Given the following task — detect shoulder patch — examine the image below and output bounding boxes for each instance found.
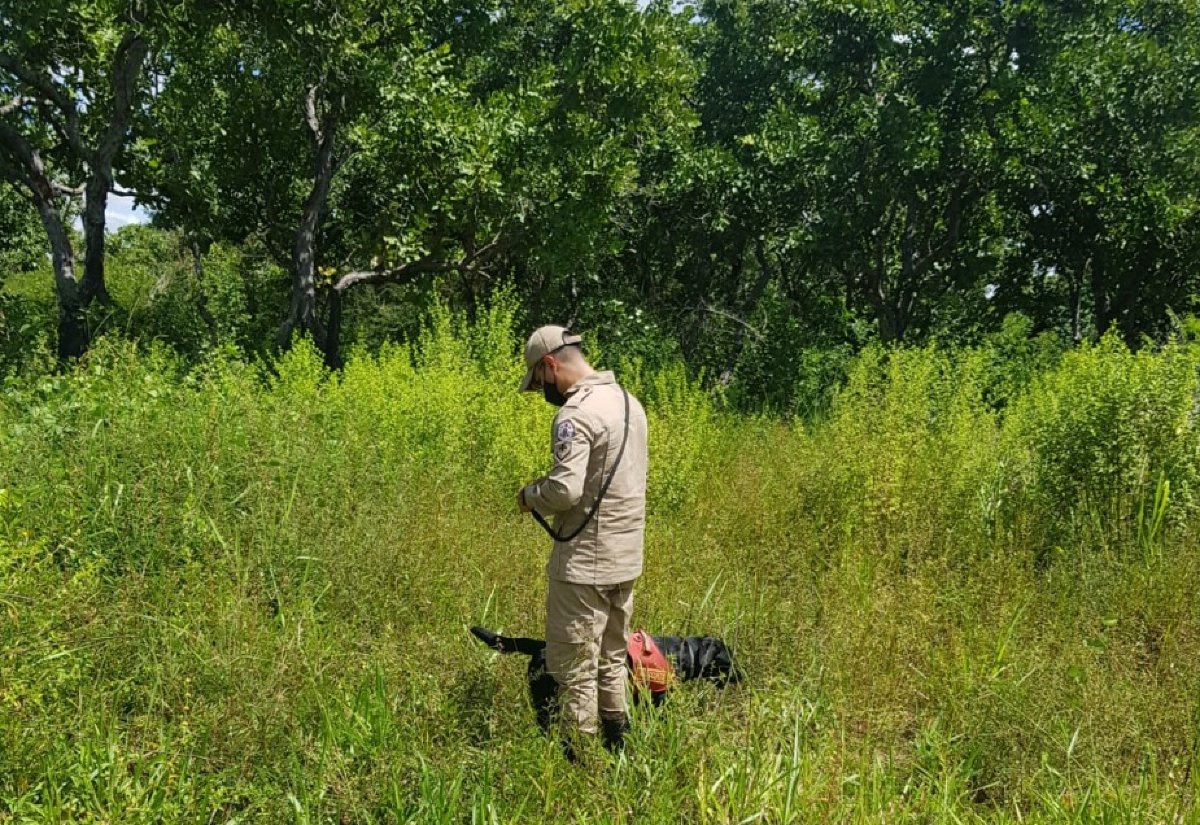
[555,419,576,442]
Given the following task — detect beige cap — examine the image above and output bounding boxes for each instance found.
[519,325,582,392]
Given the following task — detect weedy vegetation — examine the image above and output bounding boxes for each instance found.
[2,304,1199,823]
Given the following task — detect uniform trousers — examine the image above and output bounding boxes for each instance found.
[544,577,635,735]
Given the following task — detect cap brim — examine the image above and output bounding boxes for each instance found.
[518,365,538,393]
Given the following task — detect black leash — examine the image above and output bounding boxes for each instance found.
[531,388,631,543]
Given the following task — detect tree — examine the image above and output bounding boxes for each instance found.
[992,0,1200,344]
[0,0,151,358]
[330,0,699,329]
[133,0,488,364]
[766,0,1026,343]
[624,0,845,377]
[135,0,697,365]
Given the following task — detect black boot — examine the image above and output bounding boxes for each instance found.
[601,715,629,752]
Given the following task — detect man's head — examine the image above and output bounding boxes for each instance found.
[519,325,592,404]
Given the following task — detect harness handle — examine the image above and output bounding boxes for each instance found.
[531,388,631,543]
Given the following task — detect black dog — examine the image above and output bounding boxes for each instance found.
[470,625,740,733]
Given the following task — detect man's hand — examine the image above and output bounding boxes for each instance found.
[517,487,532,514]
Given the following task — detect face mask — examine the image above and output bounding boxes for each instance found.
[543,380,567,407]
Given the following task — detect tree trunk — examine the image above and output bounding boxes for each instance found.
[281,196,327,347]
[863,261,904,344]
[719,240,774,384]
[565,274,581,329]
[0,125,88,359]
[1090,248,1109,342]
[323,287,344,370]
[81,174,113,306]
[32,193,87,360]
[877,303,902,344]
[82,32,147,307]
[1068,272,1083,346]
[1,30,146,358]
[278,88,337,350]
[190,238,218,344]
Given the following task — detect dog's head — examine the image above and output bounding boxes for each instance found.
[470,626,556,732]
[470,626,505,652]
[470,626,545,657]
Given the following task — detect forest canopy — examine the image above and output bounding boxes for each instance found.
[2,0,1199,407]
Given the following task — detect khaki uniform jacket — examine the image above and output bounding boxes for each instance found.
[522,371,648,585]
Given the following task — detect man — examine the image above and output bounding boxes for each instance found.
[516,325,649,755]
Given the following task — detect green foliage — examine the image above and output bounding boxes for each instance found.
[199,242,285,355]
[0,182,42,278]
[0,185,52,371]
[7,0,1200,371]
[818,343,1005,563]
[3,309,1200,820]
[3,1,1200,819]
[0,288,54,378]
[992,0,1200,345]
[1006,333,1200,550]
[726,281,858,417]
[97,226,203,350]
[977,312,1066,411]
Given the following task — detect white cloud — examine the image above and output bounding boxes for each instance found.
[71,193,151,231]
[105,193,150,228]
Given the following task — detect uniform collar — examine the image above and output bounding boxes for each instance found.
[565,370,616,398]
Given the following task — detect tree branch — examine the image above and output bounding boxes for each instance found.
[0,56,74,114]
[334,231,507,292]
[699,301,765,342]
[900,193,917,280]
[0,120,51,200]
[334,254,450,292]
[110,184,163,209]
[34,98,75,155]
[93,32,149,172]
[303,84,323,146]
[909,177,971,283]
[53,181,85,196]
[0,55,85,159]
[0,150,34,196]
[0,95,32,116]
[870,199,898,298]
[466,232,504,268]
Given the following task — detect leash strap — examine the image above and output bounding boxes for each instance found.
[531,388,631,543]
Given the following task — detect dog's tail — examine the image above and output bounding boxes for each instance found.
[470,626,545,657]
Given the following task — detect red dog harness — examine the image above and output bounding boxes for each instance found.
[627,629,674,695]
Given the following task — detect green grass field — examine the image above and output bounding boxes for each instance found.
[2,305,1199,823]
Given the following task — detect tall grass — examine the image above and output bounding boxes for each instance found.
[1,304,1199,822]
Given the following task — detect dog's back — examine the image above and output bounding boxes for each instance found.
[652,634,742,686]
